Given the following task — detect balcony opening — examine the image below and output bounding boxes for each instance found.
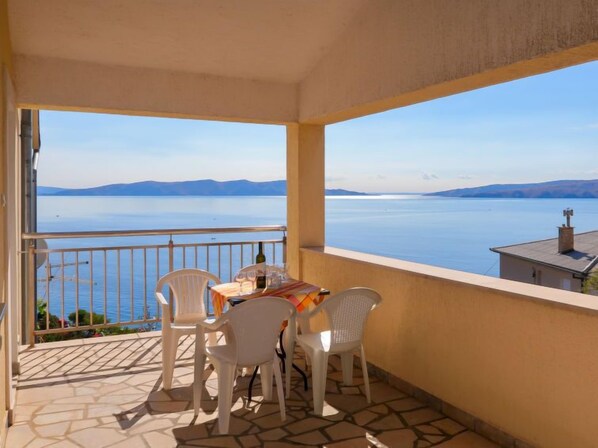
[30,112,286,342]
[325,61,598,289]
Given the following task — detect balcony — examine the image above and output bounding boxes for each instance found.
[8,231,503,447]
[8,230,598,446]
[3,2,598,447]
[8,332,496,447]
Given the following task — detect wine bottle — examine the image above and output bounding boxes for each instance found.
[255,242,266,289]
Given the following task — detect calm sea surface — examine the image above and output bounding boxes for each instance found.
[38,195,598,276]
[37,195,598,322]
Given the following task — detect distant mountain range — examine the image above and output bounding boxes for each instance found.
[38,179,367,196]
[428,179,598,198]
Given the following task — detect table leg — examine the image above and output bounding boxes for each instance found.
[247,366,259,404]
[278,329,308,391]
[247,332,309,404]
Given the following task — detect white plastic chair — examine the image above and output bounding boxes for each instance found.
[193,297,296,434]
[296,287,382,415]
[155,268,221,390]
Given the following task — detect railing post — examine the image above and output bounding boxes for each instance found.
[168,235,174,321]
[168,235,174,273]
[282,233,287,264]
[28,243,36,347]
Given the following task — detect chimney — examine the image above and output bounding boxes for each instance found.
[558,208,574,254]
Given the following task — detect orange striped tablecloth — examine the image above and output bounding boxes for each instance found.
[210,280,325,317]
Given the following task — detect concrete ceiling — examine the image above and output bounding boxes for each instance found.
[9,1,597,124]
[8,0,368,84]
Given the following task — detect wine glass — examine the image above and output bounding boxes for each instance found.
[281,263,290,282]
[246,270,257,290]
[234,271,246,294]
[268,269,280,288]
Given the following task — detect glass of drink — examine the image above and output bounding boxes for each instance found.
[246,270,257,290]
[235,272,247,294]
[268,271,281,288]
[282,263,290,282]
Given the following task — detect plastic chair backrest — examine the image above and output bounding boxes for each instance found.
[226,297,295,366]
[155,268,221,321]
[320,287,381,350]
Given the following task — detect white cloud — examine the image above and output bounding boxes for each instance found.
[457,174,473,180]
[421,172,439,181]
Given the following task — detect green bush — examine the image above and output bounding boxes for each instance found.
[36,300,136,342]
[582,273,598,295]
[68,309,106,326]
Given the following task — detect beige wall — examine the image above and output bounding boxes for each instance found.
[301,246,598,448]
[299,0,598,124]
[0,57,7,448]
[286,124,325,279]
[4,68,17,392]
[0,0,13,442]
[15,55,298,124]
[0,0,11,79]
[500,255,583,292]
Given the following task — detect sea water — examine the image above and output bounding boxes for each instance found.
[36,195,598,323]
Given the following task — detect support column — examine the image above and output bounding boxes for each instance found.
[286,124,325,280]
[0,0,15,429]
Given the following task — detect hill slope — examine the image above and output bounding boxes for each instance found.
[38,186,67,195]
[428,179,598,198]
[38,179,367,196]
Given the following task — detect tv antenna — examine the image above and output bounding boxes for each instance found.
[36,239,93,286]
[563,208,574,227]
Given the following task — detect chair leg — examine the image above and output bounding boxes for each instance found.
[272,357,286,421]
[283,332,295,398]
[311,350,329,416]
[360,345,371,403]
[216,361,237,435]
[193,352,206,415]
[340,352,354,386]
[260,363,273,401]
[297,316,311,370]
[162,332,179,390]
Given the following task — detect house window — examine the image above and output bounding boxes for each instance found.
[562,278,571,291]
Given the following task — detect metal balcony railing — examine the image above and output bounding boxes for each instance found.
[22,226,286,345]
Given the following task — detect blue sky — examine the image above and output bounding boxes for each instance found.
[39,61,597,193]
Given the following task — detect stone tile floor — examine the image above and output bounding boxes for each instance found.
[7,332,498,447]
